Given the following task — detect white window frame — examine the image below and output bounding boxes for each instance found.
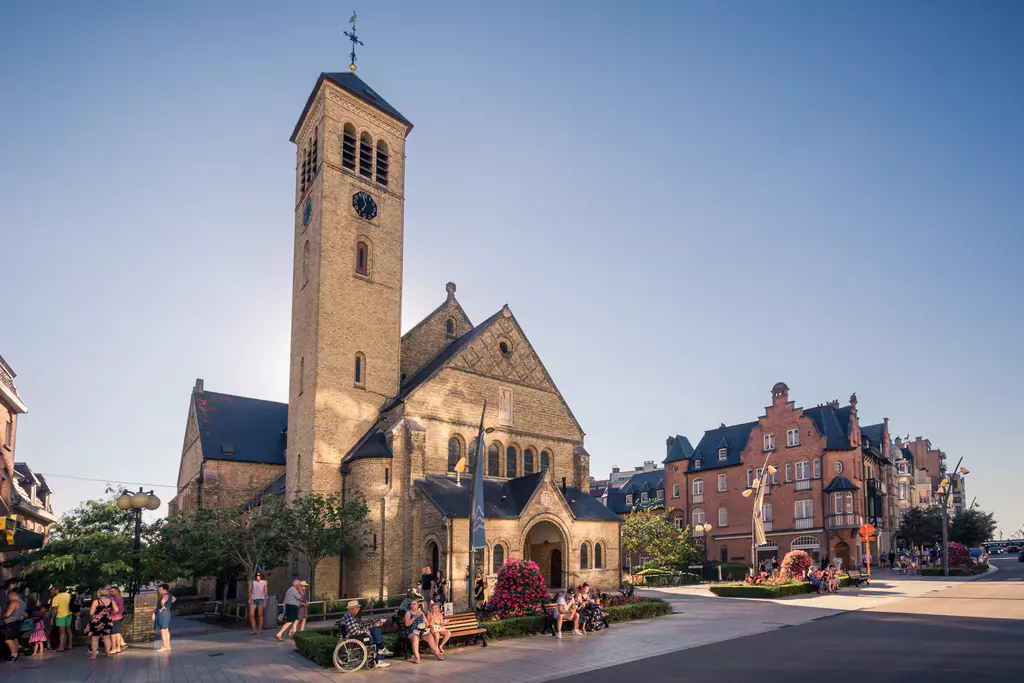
[812,458,821,479]
[672,483,679,498]
[718,507,729,527]
[795,499,813,519]
[693,478,704,495]
[674,517,684,529]
[762,503,773,522]
[656,489,664,500]
[717,473,728,492]
[640,491,648,503]
[764,433,776,451]
[785,463,793,482]
[787,428,800,447]
[833,493,844,514]
[693,508,706,527]
[795,461,810,481]
[625,494,632,506]
[747,469,754,488]
[718,447,728,461]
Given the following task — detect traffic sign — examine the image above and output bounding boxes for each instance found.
[859,523,875,537]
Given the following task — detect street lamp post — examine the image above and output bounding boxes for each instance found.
[115,488,161,613]
[935,458,968,578]
[696,522,712,565]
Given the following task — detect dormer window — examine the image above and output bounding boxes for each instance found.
[640,492,648,503]
[694,459,702,469]
[445,318,456,337]
[625,494,633,506]
[656,489,664,500]
[718,448,727,461]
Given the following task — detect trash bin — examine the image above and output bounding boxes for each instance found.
[265,596,278,628]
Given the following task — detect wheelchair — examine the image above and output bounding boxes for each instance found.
[332,623,381,673]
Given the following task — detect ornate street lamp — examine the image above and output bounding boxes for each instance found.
[934,460,968,578]
[116,488,161,611]
[695,522,712,565]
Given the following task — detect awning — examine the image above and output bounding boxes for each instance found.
[0,527,46,551]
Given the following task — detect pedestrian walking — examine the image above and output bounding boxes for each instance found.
[152,584,174,652]
[275,579,302,641]
[3,588,26,662]
[49,585,73,652]
[289,580,309,637]
[108,586,126,654]
[84,587,114,660]
[29,607,48,655]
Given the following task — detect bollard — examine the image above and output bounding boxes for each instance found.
[265,596,279,627]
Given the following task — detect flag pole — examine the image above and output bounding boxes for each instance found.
[750,452,773,574]
[468,401,487,612]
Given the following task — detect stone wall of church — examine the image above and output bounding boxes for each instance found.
[199,460,284,510]
[400,293,472,380]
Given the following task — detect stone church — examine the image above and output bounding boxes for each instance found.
[171,68,621,605]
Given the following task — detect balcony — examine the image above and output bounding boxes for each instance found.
[762,520,773,532]
[692,493,704,504]
[826,514,863,529]
[795,479,812,491]
[795,517,815,530]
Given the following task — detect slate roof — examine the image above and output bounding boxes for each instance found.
[860,423,884,446]
[802,404,854,450]
[290,72,412,143]
[194,390,288,465]
[345,430,392,463]
[663,435,695,464]
[687,422,758,473]
[604,469,667,514]
[415,473,620,522]
[823,475,860,492]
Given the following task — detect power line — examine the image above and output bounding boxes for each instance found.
[35,473,178,489]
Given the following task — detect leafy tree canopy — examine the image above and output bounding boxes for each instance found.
[279,492,369,599]
[948,508,998,548]
[899,506,943,547]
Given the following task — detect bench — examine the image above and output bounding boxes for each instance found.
[400,612,488,659]
[543,601,607,634]
[846,567,869,587]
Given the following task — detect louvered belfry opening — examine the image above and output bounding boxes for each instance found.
[375,140,389,188]
[358,132,373,179]
[342,124,357,170]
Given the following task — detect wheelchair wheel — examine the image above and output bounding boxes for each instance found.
[333,638,368,673]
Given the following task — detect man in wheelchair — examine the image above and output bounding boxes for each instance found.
[338,600,392,668]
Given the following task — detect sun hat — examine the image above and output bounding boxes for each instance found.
[346,600,360,609]
[299,580,308,587]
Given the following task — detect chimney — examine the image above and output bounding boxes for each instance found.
[666,436,675,458]
[194,378,204,392]
[612,467,619,474]
[561,477,567,494]
[883,417,889,434]
[719,423,726,429]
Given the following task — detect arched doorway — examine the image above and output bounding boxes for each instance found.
[550,549,562,588]
[523,520,565,591]
[835,541,851,570]
[791,536,822,564]
[426,540,439,574]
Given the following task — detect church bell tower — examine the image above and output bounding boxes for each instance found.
[286,63,413,500]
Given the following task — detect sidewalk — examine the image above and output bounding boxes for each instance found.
[1,575,978,683]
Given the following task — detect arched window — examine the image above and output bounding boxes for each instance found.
[693,508,706,528]
[492,544,505,570]
[302,240,310,285]
[845,492,854,515]
[506,446,517,478]
[523,448,535,475]
[355,240,369,276]
[540,450,550,470]
[359,132,373,179]
[580,543,589,570]
[594,542,603,569]
[487,442,500,478]
[354,352,365,387]
[692,478,704,495]
[445,318,455,336]
[375,140,389,188]
[468,438,478,474]
[342,123,357,171]
[447,437,462,472]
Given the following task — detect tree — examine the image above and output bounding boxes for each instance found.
[279,492,370,599]
[216,495,289,584]
[948,508,998,547]
[2,493,166,593]
[156,508,246,613]
[899,507,943,548]
[621,507,699,569]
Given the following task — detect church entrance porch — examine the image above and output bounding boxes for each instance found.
[523,521,565,591]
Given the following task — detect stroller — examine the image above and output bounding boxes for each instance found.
[17,618,36,656]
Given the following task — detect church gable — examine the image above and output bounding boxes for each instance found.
[449,308,554,393]
[400,282,474,380]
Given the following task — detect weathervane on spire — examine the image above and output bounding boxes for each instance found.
[344,11,363,72]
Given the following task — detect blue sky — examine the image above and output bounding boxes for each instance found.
[2,1,1022,535]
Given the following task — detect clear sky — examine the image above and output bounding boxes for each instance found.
[2,1,1022,535]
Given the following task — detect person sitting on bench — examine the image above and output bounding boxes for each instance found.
[339,600,392,668]
[807,568,823,594]
[553,590,582,639]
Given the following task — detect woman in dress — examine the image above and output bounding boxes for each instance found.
[84,587,114,659]
[152,583,174,652]
[29,607,48,655]
[402,599,442,663]
[248,571,269,636]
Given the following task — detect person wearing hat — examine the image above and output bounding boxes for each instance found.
[275,580,302,641]
[339,600,391,667]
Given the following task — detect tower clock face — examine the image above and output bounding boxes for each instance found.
[303,197,312,226]
[352,191,377,220]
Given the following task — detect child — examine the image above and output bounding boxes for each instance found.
[29,608,48,655]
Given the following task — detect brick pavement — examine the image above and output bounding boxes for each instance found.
[0,575,980,683]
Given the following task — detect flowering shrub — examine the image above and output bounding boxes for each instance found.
[742,571,792,587]
[781,550,814,579]
[947,542,970,568]
[485,558,549,618]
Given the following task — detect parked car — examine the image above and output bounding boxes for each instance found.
[1018,547,1024,562]
[968,547,989,565]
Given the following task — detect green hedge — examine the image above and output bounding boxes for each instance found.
[709,576,851,599]
[294,599,672,668]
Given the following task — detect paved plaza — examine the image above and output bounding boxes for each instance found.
[2,566,1013,683]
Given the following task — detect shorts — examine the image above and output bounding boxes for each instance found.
[284,604,299,622]
[252,598,266,607]
[111,619,122,634]
[55,615,72,628]
[3,620,23,640]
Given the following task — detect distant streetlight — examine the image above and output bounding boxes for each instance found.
[695,522,712,564]
[934,458,968,578]
[116,488,161,611]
